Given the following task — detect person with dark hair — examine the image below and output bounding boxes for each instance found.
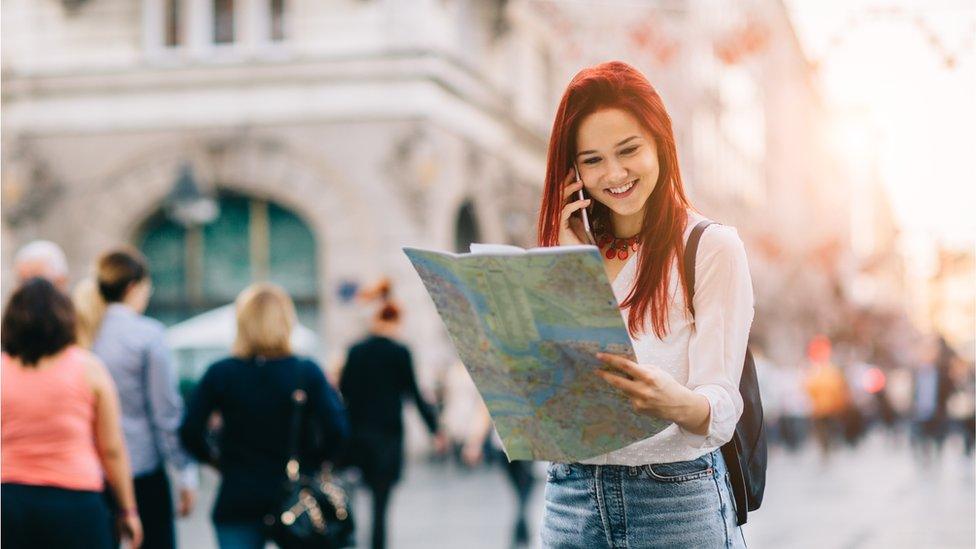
[82,247,197,549]
[339,280,446,549]
[179,283,350,549]
[535,61,753,547]
[911,334,957,464]
[2,278,142,548]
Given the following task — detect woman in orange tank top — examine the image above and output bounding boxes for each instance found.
[1,278,143,549]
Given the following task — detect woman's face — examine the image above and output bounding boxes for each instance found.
[575,108,659,229]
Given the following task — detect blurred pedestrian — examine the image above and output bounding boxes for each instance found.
[13,239,70,290]
[911,335,956,465]
[84,247,197,549]
[804,337,848,461]
[462,404,537,548]
[179,283,349,549]
[439,360,484,465]
[339,279,446,549]
[2,278,143,549]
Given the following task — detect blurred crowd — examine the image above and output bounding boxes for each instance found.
[1,240,534,549]
[755,333,976,465]
[2,239,974,549]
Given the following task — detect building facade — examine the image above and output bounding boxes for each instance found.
[3,0,895,379]
[2,0,557,385]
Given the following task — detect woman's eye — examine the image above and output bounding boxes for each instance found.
[620,146,639,155]
[582,157,600,165]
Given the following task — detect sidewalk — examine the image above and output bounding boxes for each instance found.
[178,432,975,548]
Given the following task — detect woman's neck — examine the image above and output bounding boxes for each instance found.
[610,208,645,237]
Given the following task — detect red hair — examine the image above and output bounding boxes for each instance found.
[537,61,692,338]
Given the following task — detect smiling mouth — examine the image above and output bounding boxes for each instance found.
[605,179,638,198]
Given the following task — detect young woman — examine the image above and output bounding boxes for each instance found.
[1,278,142,549]
[86,247,197,549]
[179,283,350,548]
[537,61,754,548]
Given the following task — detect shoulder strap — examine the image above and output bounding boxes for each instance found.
[284,360,307,481]
[684,219,716,318]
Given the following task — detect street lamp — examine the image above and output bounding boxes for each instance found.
[164,163,219,227]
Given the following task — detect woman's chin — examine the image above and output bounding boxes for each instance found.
[601,201,645,220]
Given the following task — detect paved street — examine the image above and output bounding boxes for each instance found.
[178,432,975,548]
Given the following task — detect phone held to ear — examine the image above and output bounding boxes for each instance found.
[574,166,597,246]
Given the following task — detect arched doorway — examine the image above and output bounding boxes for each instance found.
[137,191,320,386]
[137,191,320,326]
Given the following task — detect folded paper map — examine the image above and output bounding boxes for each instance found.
[403,244,669,462]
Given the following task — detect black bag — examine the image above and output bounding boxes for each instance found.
[684,220,767,526]
[264,371,355,548]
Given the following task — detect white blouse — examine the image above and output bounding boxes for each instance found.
[580,211,755,466]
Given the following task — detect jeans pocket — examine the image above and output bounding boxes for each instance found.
[644,455,714,483]
[546,462,561,481]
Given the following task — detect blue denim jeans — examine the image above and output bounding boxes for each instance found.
[541,449,747,548]
[214,521,266,549]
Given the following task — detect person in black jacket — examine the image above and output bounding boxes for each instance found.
[339,280,444,549]
[179,283,349,549]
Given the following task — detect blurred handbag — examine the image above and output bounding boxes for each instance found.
[264,371,355,548]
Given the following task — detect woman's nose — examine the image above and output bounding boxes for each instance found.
[604,157,628,184]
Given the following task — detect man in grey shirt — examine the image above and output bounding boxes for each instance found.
[89,247,197,549]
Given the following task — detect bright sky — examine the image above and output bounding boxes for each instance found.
[787,0,976,250]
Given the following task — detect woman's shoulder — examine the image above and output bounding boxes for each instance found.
[295,356,328,378]
[200,356,247,378]
[687,215,747,261]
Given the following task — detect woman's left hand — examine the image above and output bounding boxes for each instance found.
[595,353,710,434]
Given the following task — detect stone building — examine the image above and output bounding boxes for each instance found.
[2,0,557,383]
[3,0,879,377]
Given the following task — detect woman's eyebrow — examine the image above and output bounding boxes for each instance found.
[576,135,641,157]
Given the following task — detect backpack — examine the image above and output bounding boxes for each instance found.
[684,220,767,526]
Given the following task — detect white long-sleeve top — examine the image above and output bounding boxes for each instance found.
[580,212,755,466]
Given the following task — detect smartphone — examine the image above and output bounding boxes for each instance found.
[574,166,597,245]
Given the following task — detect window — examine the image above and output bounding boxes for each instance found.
[455,202,481,253]
[138,193,319,327]
[214,0,235,44]
[270,0,285,41]
[164,0,182,47]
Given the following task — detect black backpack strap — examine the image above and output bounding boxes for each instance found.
[683,219,752,526]
[684,219,716,318]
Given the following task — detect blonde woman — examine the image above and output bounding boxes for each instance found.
[72,277,106,349]
[179,283,349,549]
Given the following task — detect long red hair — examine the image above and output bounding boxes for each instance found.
[537,61,692,339]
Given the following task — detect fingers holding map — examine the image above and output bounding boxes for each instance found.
[403,244,670,462]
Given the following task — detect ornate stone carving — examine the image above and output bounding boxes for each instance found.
[1,140,64,228]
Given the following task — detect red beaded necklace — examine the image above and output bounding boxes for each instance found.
[597,231,642,260]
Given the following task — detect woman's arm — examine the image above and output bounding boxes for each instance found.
[85,353,143,548]
[677,226,754,446]
[305,361,350,462]
[143,331,198,513]
[178,365,221,467]
[400,348,440,434]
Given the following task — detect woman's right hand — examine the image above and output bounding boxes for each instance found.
[119,513,143,549]
[559,171,592,246]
